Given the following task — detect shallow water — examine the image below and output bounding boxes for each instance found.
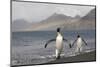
[11,30,96,65]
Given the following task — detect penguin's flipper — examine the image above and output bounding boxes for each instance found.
[71,39,77,48]
[63,38,71,48]
[45,39,56,48]
[82,38,87,46]
[69,43,72,48]
[63,38,68,42]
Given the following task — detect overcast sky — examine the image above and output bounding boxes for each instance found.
[12,1,95,22]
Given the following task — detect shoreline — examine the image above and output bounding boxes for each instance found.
[43,50,96,64]
[11,50,96,67]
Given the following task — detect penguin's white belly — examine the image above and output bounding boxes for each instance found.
[77,38,82,48]
[56,36,63,50]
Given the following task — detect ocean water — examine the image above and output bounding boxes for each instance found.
[11,30,96,66]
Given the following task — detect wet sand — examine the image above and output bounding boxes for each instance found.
[11,50,96,67]
[44,50,96,64]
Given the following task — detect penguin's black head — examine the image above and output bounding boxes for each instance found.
[77,34,80,38]
[57,27,61,32]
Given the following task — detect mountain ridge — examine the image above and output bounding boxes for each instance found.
[12,8,95,32]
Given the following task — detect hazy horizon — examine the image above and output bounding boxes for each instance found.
[12,1,95,23]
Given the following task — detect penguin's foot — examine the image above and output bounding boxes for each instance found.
[56,55,60,59]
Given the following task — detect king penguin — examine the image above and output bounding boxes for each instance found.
[44,28,71,59]
[71,34,87,53]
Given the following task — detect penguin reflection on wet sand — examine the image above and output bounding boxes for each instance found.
[71,34,87,53]
[44,28,71,59]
